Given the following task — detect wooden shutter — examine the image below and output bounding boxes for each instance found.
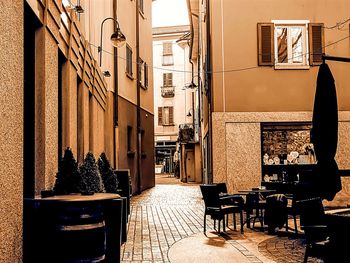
[169,107,174,124]
[158,107,163,125]
[257,23,274,66]
[163,73,172,86]
[126,45,133,75]
[144,63,148,88]
[163,42,172,55]
[309,23,324,66]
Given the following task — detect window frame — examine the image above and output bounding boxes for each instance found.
[163,73,173,87]
[272,20,310,69]
[126,44,133,78]
[162,42,174,66]
[158,106,174,126]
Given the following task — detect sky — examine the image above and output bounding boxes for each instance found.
[152,0,189,28]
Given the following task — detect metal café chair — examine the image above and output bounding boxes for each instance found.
[200,184,244,234]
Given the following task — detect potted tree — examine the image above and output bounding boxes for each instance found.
[98,152,119,193]
[79,152,105,195]
[53,147,80,195]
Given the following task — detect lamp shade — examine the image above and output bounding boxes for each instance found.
[110,28,126,48]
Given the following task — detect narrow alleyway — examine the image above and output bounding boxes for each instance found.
[120,175,318,263]
[120,175,205,262]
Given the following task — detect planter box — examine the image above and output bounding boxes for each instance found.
[24,193,124,263]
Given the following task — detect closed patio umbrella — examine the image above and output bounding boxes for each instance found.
[311,62,341,201]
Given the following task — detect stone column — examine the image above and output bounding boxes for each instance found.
[0,1,24,261]
[35,27,58,194]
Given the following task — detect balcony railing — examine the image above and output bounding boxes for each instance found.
[178,123,195,143]
[161,86,175,98]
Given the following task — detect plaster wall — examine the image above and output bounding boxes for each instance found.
[118,0,137,104]
[0,1,23,261]
[139,0,154,114]
[213,112,350,196]
[210,0,350,112]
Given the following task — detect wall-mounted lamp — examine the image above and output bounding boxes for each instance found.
[65,0,84,13]
[98,17,126,66]
[186,108,194,117]
[185,81,197,89]
[103,70,111,77]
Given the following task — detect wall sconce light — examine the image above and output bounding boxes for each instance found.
[66,0,84,13]
[73,5,84,13]
[103,70,111,77]
[98,17,126,66]
[187,108,194,117]
[185,81,197,89]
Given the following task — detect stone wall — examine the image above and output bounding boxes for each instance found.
[0,1,23,262]
[213,112,350,195]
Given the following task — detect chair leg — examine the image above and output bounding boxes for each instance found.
[218,219,221,233]
[304,245,310,263]
[203,214,207,233]
[233,213,236,230]
[293,215,298,234]
[240,211,244,233]
[223,216,226,232]
[214,219,216,230]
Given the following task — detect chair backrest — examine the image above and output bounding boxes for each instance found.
[296,197,325,226]
[216,183,228,194]
[200,184,221,209]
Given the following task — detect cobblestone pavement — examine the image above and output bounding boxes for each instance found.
[120,180,206,262]
[258,236,322,263]
[120,176,318,263]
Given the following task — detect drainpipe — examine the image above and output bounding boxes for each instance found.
[113,0,119,168]
[206,0,213,184]
[136,0,141,194]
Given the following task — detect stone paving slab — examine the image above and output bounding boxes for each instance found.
[120,177,321,263]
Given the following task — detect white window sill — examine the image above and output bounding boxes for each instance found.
[274,64,310,70]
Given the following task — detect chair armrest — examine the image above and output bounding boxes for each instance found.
[220,195,244,206]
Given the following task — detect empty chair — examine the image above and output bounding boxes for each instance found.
[216,182,245,229]
[200,184,244,234]
[296,197,330,263]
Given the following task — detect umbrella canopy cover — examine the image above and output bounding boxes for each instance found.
[311,63,341,201]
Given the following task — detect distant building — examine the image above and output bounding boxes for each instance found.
[153,25,201,182]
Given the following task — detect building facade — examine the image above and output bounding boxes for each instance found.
[153,25,201,182]
[0,0,154,261]
[189,0,350,196]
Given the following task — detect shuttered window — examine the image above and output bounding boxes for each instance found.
[163,73,173,87]
[158,107,162,126]
[162,42,174,66]
[158,106,174,126]
[309,23,324,65]
[163,42,173,55]
[258,23,274,66]
[258,21,324,68]
[126,45,133,77]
